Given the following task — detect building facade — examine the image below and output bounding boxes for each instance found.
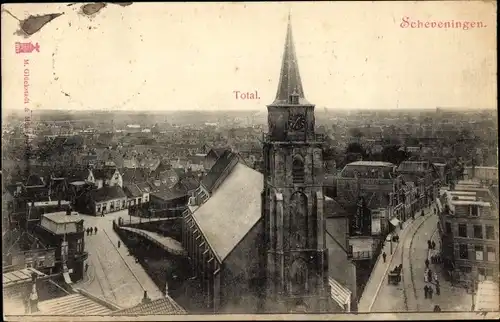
[437,181,499,285]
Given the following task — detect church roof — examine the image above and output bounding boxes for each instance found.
[272,14,311,106]
[192,162,263,262]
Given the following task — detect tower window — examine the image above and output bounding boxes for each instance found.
[292,156,305,183]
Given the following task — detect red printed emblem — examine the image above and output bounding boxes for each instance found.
[15,42,40,54]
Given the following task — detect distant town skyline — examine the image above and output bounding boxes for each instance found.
[2,2,496,112]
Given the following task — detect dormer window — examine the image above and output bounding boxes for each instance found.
[292,156,305,183]
[470,205,480,217]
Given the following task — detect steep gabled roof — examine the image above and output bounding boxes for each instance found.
[201,150,239,193]
[123,183,143,198]
[90,186,127,202]
[93,167,117,180]
[121,167,150,184]
[192,162,263,262]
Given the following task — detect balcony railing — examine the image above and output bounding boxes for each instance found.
[347,250,374,260]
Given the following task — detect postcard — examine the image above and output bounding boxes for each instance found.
[1,1,498,321]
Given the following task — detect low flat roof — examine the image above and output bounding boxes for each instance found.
[3,268,46,287]
[30,200,71,207]
[450,200,491,206]
[43,211,84,224]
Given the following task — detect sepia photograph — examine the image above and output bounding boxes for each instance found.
[1,1,498,321]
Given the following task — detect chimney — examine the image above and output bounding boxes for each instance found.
[28,273,39,313]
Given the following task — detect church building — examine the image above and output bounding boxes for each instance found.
[182,14,342,314]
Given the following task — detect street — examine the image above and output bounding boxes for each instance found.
[365,203,473,313]
[368,208,431,312]
[73,210,164,309]
[409,214,472,311]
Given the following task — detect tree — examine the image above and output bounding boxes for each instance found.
[380,145,410,165]
[349,128,364,139]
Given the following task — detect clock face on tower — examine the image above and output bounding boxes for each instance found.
[288,114,306,131]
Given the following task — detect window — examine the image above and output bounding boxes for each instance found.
[486,226,495,240]
[458,224,467,238]
[475,245,484,261]
[487,246,496,262]
[470,205,479,217]
[76,238,83,253]
[459,244,468,259]
[445,222,452,235]
[473,225,483,239]
[292,156,305,184]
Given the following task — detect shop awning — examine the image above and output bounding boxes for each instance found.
[328,277,352,312]
[389,217,400,226]
[63,272,73,285]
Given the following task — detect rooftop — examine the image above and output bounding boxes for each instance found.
[3,268,46,288]
[271,14,310,106]
[112,296,186,315]
[90,186,127,202]
[193,162,263,262]
[340,161,396,179]
[36,292,115,315]
[43,211,84,224]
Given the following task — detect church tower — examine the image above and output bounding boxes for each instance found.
[261,14,330,313]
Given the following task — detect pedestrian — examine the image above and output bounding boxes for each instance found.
[428,286,433,299]
[431,241,436,250]
[118,240,121,248]
[424,269,428,282]
[433,305,441,312]
[399,222,403,230]
[435,284,440,296]
[86,228,89,236]
[428,269,433,283]
[424,285,429,298]
[427,240,432,249]
[85,263,89,272]
[425,258,430,268]
[434,272,438,284]
[382,252,387,263]
[94,227,97,234]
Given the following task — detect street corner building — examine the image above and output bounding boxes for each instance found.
[181,14,338,314]
[437,180,499,285]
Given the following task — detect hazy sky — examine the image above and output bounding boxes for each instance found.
[1,2,497,112]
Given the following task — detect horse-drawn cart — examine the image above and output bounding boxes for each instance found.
[388,264,403,285]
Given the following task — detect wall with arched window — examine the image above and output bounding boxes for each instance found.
[292,155,305,183]
[289,192,308,249]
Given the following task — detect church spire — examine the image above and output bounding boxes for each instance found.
[273,13,308,105]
